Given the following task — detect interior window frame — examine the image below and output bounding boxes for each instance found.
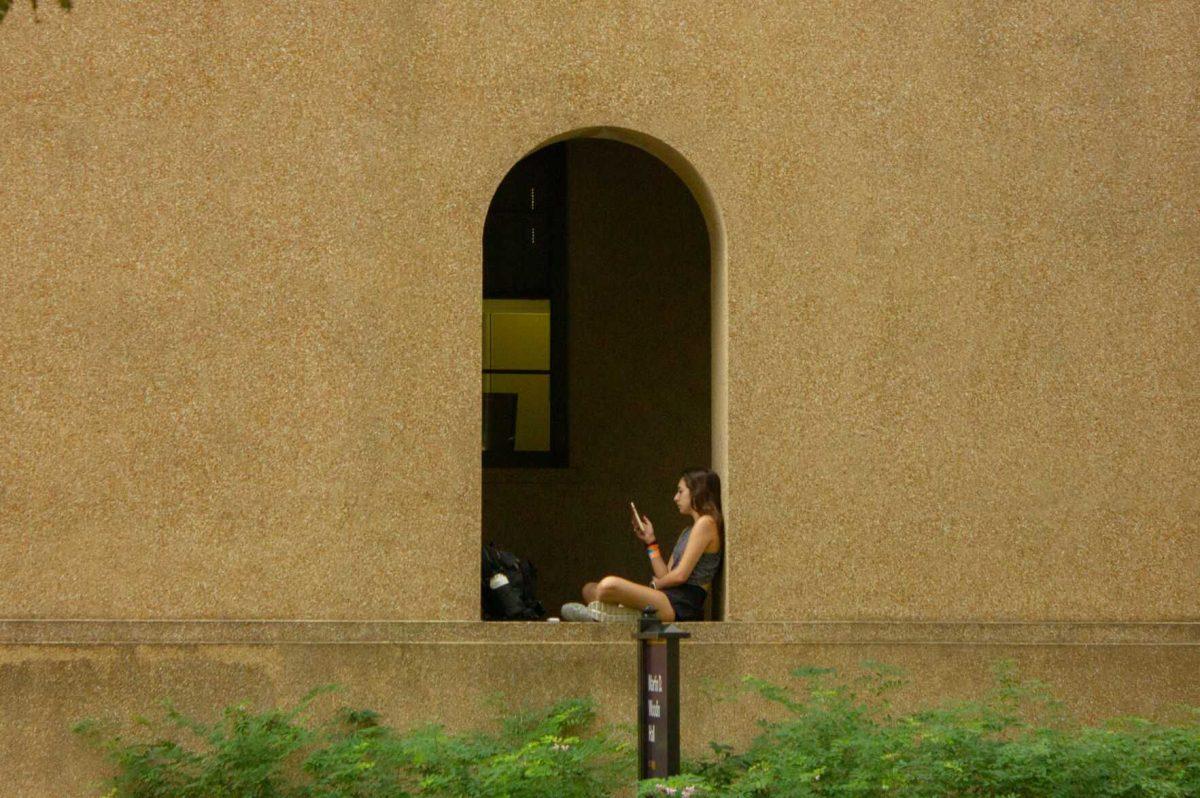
[482,144,569,469]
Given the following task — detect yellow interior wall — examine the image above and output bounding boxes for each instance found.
[483,299,551,451]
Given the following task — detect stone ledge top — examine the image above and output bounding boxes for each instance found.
[0,619,1197,646]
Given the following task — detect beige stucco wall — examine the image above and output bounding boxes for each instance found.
[2,1,1195,621]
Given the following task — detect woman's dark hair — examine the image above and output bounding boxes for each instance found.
[681,468,723,533]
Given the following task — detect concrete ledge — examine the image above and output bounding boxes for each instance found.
[1,619,1196,646]
[4,623,1199,797]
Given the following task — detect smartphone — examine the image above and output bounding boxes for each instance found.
[630,502,645,532]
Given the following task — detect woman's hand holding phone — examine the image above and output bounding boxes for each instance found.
[630,502,655,544]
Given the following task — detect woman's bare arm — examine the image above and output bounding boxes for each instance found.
[649,545,670,579]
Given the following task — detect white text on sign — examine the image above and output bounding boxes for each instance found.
[648,700,661,719]
[648,674,663,693]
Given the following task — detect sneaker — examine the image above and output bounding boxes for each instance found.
[588,601,642,622]
[560,602,601,622]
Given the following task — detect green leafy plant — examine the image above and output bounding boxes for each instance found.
[73,663,1200,797]
[640,659,1200,797]
[75,689,632,798]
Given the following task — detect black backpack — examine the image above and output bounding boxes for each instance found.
[481,542,546,621]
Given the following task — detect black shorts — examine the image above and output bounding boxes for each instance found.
[663,584,707,622]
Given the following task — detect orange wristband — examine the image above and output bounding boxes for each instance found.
[647,543,660,558]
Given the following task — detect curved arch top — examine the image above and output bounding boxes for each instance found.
[521,126,726,266]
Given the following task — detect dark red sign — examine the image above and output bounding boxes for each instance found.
[637,615,689,779]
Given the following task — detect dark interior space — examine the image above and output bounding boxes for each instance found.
[482,137,714,619]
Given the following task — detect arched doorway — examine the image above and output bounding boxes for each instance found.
[481,131,725,620]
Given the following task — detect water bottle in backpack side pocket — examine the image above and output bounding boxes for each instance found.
[488,570,527,618]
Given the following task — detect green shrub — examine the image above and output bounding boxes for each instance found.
[75,689,632,798]
[641,660,1200,797]
[75,662,1200,797]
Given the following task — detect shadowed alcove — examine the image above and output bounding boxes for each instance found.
[482,132,723,620]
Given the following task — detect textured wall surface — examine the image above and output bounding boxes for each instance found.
[2,621,1198,797]
[1,2,1198,792]
[484,139,711,616]
[1,1,1195,621]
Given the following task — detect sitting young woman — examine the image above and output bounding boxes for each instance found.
[561,468,723,623]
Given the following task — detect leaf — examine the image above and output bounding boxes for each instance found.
[791,665,837,680]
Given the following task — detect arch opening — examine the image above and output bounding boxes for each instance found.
[481,128,727,621]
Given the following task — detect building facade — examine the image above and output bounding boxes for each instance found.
[1,3,1197,795]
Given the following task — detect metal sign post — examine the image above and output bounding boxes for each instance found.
[636,608,691,779]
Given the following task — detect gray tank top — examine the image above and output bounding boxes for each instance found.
[669,525,722,587]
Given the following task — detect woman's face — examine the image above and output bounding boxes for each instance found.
[673,478,693,515]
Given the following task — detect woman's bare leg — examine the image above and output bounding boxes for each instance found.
[581,581,599,603]
[595,576,675,622]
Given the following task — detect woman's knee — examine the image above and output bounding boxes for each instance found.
[596,575,622,600]
[581,581,599,602]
